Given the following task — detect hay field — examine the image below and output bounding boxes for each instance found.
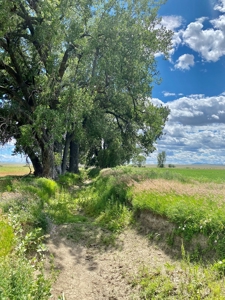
[0,164,32,177]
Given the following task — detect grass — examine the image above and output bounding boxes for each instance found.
[162,168,225,183]
[1,165,225,298]
[0,215,14,257]
[0,163,33,177]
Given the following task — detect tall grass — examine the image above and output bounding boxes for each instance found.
[0,215,14,257]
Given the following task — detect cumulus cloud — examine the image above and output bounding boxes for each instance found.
[168,95,225,125]
[161,15,184,31]
[181,16,225,62]
[214,0,225,12]
[149,95,225,165]
[158,0,225,67]
[174,54,195,70]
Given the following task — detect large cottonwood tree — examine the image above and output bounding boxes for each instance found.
[0,0,172,177]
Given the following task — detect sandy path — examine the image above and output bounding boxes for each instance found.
[46,224,173,300]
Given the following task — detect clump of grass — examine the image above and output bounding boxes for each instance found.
[77,172,133,232]
[0,194,48,232]
[57,172,82,188]
[0,256,52,299]
[0,177,14,192]
[36,177,59,199]
[132,184,225,259]
[131,260,225,299]
[0,215,14,257]
[0,213,52,299]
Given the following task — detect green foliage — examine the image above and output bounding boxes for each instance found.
[0,214,52,300]
[0,0,172,177]
[0,256,51,300]
[0,177,14,192]
[57,173,82,188]
[0,216,14,257]
[157,151,166,168]
[132,155,147,167]
[77,172,133,232]
[36,178,59,198]
[132,261,225,299]
[0,195,48,232]
[87,167,101,179]
[168,164,176,168]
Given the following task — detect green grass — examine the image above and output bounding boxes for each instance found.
[0,216,14,257]
[161,168,225,183]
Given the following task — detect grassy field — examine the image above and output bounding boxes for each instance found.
[0,164,33,177]
[156,168,225,183]
[1,165,225,299]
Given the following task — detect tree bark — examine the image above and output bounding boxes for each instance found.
[69,140,79,174]
[25,146,43,176]
[61,132,73,174]
[54,141,63,176]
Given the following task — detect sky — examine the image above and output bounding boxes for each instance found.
[0,0,225,165]
[148,0,225,165]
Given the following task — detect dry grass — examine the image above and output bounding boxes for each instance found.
[0,164,33,177]
[133,178,225,203]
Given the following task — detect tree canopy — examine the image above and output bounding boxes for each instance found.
[0,0,172,178]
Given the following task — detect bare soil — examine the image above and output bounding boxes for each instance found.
[45,222,176,300]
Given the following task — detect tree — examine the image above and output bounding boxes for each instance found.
[0,0,172,178]
[157,151,166,168]
[132,155,147,167]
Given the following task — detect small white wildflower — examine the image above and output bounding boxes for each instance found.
[215,240,217,243]
[219,261,223,264]
[182,227,185,230]
[200,226,202,229]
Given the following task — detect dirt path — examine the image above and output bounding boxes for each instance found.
[46,222,174,300]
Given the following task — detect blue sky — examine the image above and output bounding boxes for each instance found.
[149,0,225,165]
[1,0,225,165]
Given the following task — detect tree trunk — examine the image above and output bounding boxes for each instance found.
[61,133,73,174]
[41,145,55,178]
[54,141,63,176]
[25,146,43,176]
[69,140,79,174]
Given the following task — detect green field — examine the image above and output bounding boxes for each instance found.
[157,167,225,183]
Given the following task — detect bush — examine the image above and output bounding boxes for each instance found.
[168,164,176,168]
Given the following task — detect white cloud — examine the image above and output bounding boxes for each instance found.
[158,1,225,66]
[148,95,225,165]
[161,15,183,31]
[182,16,225,62]
[163,91,176,97]
[174,54,195,70]
[214,0,225,12]
[167,95,225,125]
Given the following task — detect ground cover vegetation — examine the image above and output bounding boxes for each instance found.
[0,0,172,178]
[1,166,225,298]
